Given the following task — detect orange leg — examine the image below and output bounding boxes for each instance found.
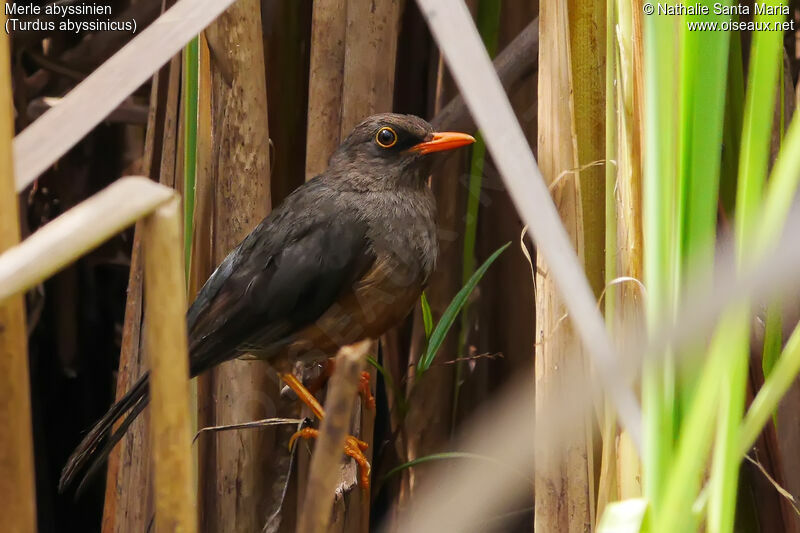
[281,373,372,489]
[358,370,376,410]
[305,360,376,411]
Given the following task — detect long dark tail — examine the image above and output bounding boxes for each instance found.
[58,373,150,494]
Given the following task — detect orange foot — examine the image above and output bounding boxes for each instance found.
[281,373,372,489]
[306,359,376,410]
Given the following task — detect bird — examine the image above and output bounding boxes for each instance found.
[59,112,475,493]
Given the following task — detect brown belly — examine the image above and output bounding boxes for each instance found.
[285,255,423,362]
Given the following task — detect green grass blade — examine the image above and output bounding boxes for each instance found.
[762,302,783,380]
[366,354,406,416]
[673,0,732,439]
[642,0,679,511]
[421,291,434,341]
[676,4,730,276]
[718,26,744,217]
[182,36,199,281]
[379,451,532,485]
[741,323,800,456]
[738,112,800,454]
[708,4,786,531]
[417,242,509,375]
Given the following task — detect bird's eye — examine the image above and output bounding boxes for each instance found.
[375,127,398,148]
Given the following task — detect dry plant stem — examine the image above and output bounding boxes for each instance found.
[102,227,150,533]
[297,341,371,533]
[0,14,37,531]
[0,177,174,300]
[197,2,273,531]
[142,199,197,533]
[339,0,402,137]
[535,0,593,530]
[315,2,402,530]
[304,0,347,180]
[301,1,348,524]
[568,0,608,524]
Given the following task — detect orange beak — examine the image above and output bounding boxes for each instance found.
[409,131,476,154]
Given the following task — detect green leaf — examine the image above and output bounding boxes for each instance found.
[182,36,199,282]
[379,451,533,486]
[420,291,433,341]
[762,302,783,379]
[416,242,510,376]
[366,355,406,416]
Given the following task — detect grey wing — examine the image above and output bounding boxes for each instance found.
[185,214,375,376]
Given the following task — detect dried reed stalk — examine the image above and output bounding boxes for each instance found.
[297,340,371,533]
[299,1,401,529]
[567,0,608,525]
[613,0,645,504]
[304,0,347,180]
[300,2,348,525]
[142,197,197,533]
[534,0,594,530]
[0,178,174,300]
[197,2,273,530]
[102,225,151,533]
[0,13,37,532]
[334,3,401,529]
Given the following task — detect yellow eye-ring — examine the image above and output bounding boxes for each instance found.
[375,127,398,148]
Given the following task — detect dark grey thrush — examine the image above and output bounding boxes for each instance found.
[59,112,475,493]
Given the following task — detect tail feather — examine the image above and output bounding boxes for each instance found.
[59,373,150,493]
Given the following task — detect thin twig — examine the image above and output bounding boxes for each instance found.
[192,418,304,445]
[744,454,800,516]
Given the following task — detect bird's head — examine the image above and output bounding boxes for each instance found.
[328,113,475,190]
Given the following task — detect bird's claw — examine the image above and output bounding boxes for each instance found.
[281,373,372,489]
[288,427,371,489]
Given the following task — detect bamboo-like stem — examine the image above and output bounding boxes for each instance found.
[142,198,197,533]
[0,177,174,301]
[102,224,149,533]
[304,0,347,180]
[332,3,401,528]
[197,2,273,530]
[297,340,371,533]
[534,0,591,529]
[0,13,37,532]
[567,0,607,525]
[300,2,349,526]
